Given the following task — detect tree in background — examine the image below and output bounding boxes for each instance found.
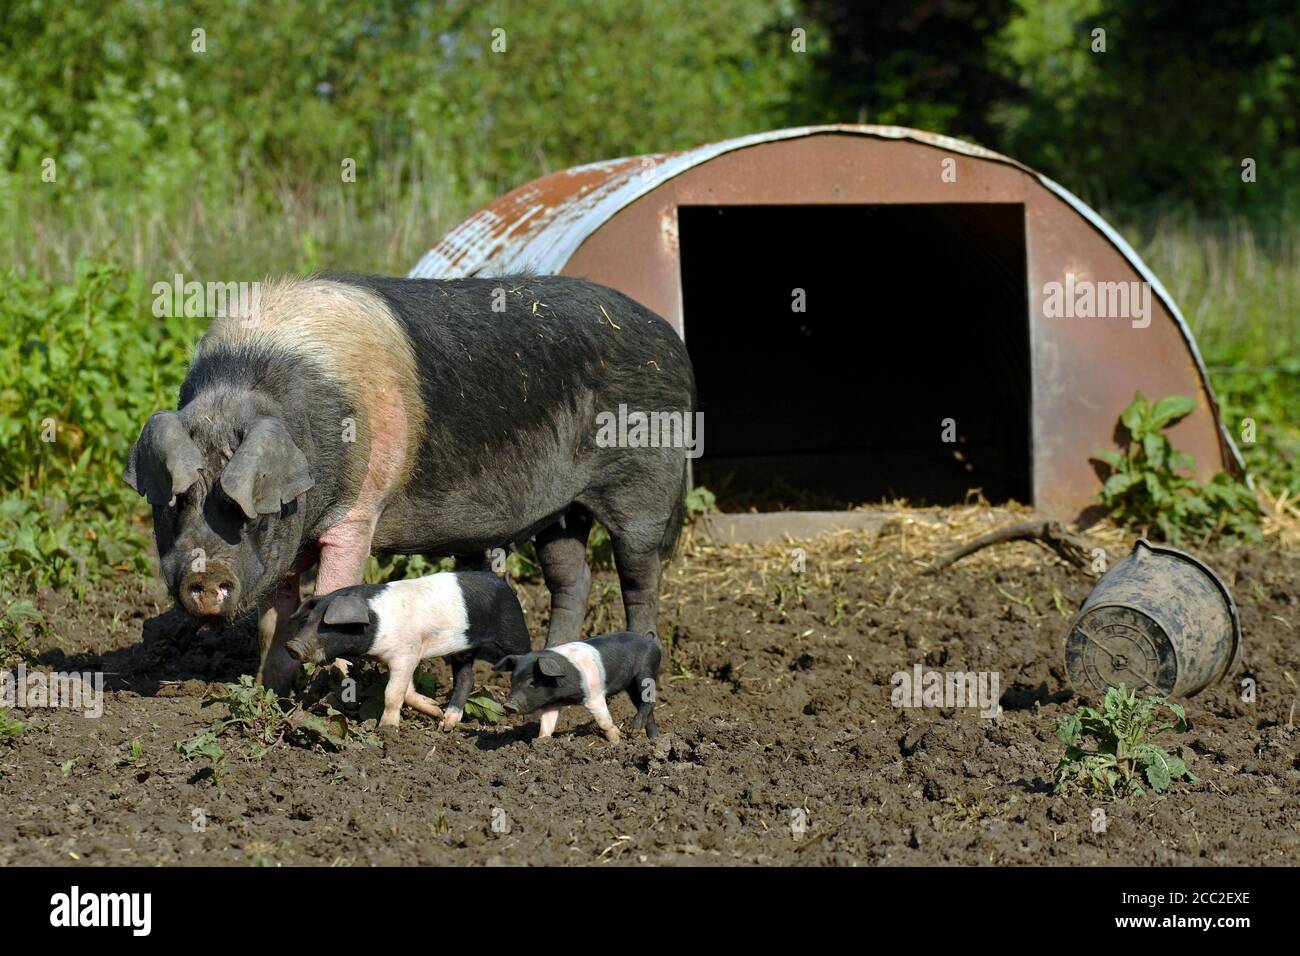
[993,0,1300,214]
[787,0,1299,215]
[0,0,803,209]
[2,0,1296,279]
[788,0,1019,149]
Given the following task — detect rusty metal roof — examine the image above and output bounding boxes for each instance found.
[408,124,1244,476]
[410,125,1034,279]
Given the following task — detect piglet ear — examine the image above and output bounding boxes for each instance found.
[220,416,314,521]
[123,410,205,506]
[492,655,519,673]
[322,592,370,626]
[537,655,566,677]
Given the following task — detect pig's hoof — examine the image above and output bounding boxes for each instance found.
[379,724,400,744]
[439,708,462,732]
[604,728,622,744]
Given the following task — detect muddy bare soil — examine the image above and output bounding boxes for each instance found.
[2,517,1297,866]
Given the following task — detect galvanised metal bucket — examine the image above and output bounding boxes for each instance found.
[1065,538,1242,699]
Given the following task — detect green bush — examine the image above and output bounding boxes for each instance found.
[0,261,193,591]
[1135,211,1300,496]
[1053,684,1196,798]
[1094,393,1261,544]
[1,0,803,279]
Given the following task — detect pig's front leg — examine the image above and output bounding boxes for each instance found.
[380,654,419,736]
[535,509,593,647]
[584,696,621,743]
[536,706,561,739]
[315,519,376,677]
[255,574,301,694]
[315,518,376,594]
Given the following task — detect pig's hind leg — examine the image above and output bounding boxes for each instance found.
[585,458,684,641]
[535,507,593,647]
[440,651,475,731]
[585,695,621,743]
[626,681,659,738]
[403,684,443,720]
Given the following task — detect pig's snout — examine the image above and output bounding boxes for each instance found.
[178,563,239,619]
[284,638,322,664]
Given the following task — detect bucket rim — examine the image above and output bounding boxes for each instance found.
[1131,538,1243,683]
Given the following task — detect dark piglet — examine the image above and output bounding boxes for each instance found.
[285,571,530,734]
[495,632,661,742]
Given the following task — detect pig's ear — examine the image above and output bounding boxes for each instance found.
[537,655,566,678]
[123,410,205,506]
[219,417,314,520]
[322,592,371,627]
[492,655,519,673]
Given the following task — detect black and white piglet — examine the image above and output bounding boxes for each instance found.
[285,571,530,734]
[494,632,661,742]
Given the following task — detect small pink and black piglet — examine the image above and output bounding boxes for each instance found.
[494,631,661,742]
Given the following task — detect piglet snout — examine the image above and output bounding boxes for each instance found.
[284,638,318,664]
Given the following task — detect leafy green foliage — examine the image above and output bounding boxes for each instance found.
[763,571,809,615]
[1210,360,1300,498]
[1053,685,1197,798]
[685,486,718,518]
[791,0,1019,149]
[1,0,802,196]
[2,0,1296,283]
[116,737,146,768]
[1095,393,1261,543]
[196,675,365,758]
[0,708,24,743]
[462,689,505,725]
[0,263,192,590]
[174,730,227,783]
[1135,212,1300,496]
[0,600,46,667]
[1,0,803,278]
[989,0,1299,214]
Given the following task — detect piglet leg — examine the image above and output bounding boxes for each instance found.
[255,573,301,694]
[585,696,621,743]
[440,651,474,731]
[536,706,561,739]
[627,683,659,738]
[380,654,419,735]
[404,684,443,719]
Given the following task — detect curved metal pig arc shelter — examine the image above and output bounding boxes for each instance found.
[411,124,1241,526]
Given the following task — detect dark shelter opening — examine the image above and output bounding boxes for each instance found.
[679,204,1032,509]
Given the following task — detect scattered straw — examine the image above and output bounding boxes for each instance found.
[1256,483,1300,549]
[663,504,1142,625]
